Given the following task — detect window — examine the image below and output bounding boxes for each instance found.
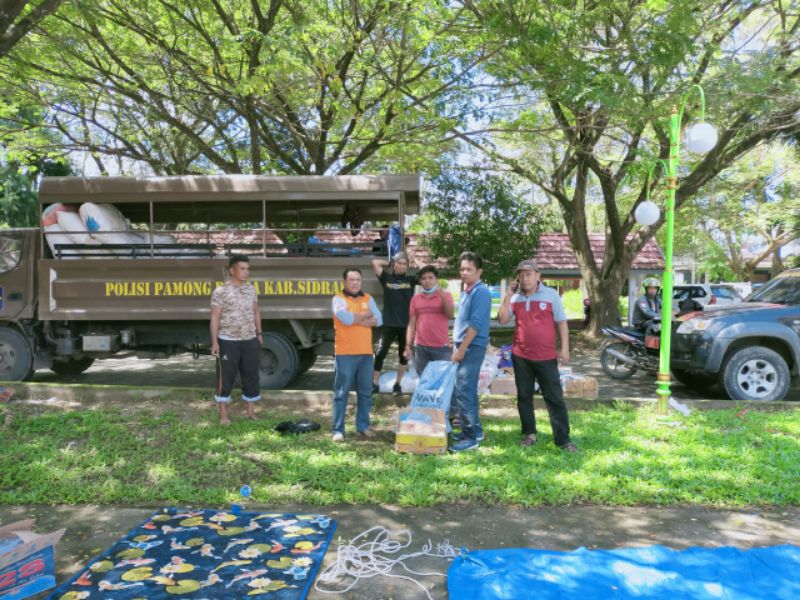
[0,235,23,273]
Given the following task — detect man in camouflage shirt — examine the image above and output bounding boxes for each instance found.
[211,254,262,425]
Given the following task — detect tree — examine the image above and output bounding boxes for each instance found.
[420,171,552,283]
[2,0,482,175]
[458,1,800,334]
[697,144,799,279]
[0,159,70,227]
[0,0,63,57]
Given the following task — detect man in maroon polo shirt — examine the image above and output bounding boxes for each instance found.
[497,260,578,452]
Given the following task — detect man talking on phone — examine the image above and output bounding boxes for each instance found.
[497,260,578,452]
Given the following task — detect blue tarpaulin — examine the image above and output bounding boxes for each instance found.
[447,545,800,599]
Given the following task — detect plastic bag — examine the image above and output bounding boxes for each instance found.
[400,366,419,393]
[497,344,513,369]
[378,370,398,393]
[410,360,457,418]
[477,354,499,395]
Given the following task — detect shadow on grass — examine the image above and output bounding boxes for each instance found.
[1,401,799,506]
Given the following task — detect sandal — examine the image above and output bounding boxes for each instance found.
[559,442,579,453]
[519,434,537,447]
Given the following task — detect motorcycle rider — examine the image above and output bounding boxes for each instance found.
[632,277,662,333]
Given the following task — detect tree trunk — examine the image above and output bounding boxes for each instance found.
[771,248,783,278]
[582,270,627,337]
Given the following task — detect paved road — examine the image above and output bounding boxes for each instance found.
[8,504,800,600]
[28,346,800,402]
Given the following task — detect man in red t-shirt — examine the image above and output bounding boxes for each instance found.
[404,265,454,376]
[497,260,577,452]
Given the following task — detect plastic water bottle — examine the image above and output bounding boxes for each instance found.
[231,485,252,515]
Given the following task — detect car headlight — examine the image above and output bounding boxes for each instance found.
[676,318,713,334]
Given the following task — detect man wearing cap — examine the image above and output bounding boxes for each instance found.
[498,260,577,452]
[372,252,417,394]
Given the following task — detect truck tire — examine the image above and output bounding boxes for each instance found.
[51,357,96,376]
[600,342,637,380]
[0,327,34,381]
[720,346,790,402]
[260,332,299,389]
[295,348,317,377]
[671,368,716,392]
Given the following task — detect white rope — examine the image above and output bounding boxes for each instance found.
[314,526,462,600]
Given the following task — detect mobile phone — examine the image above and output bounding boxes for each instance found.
[510,277,520,293]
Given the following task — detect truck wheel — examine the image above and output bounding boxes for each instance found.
[600,342,637,380]
[671,368,716,392]
[260,332,299,389]
[0,327,34,381]
[295,348,317,377]
[721,346,790,402]
[51,357,96,376]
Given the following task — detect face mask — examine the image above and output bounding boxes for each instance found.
[421,285,439,294]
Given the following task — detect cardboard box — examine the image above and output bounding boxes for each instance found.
[562,375,599,399]
[0,520,65,600]
[490,376,517,396]
[395,407,447,454]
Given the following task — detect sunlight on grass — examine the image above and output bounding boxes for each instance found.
[1,403,799,507]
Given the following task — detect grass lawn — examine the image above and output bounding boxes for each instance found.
[1,401,799,507]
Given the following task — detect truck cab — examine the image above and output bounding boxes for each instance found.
[0,175,421,388]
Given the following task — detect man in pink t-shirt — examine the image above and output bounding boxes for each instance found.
[403,265,454,376]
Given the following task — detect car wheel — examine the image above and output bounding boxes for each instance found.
[259,332,299,389]
[672,368,716,391]
[721,346,790,402]
[600,342,637,380]
[0,327,34,381]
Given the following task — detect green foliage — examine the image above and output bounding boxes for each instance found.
[420,172,552,282]
[617,296,629,321]
[462,1,800,330]
[0,160,70,227]
[2,403,800,506]
[1,0,478,175]
[561,288,584,319]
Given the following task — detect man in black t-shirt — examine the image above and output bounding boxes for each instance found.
[372,252,417,394]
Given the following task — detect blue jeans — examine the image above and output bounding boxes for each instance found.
[414,345,452,378]
[332,354,373,434]
[453,344,486,441]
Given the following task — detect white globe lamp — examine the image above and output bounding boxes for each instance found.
[684,122,718,154]
[634,201,660,226]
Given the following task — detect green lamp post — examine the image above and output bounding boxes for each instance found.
[635,84,718,415]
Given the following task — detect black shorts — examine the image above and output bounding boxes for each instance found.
[374,326,408,370]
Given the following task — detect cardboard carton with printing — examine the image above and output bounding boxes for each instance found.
[0,520,65,600]
[395,407,447,454]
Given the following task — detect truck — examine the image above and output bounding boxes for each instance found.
[671,268,800,401]
[0,175,421,388]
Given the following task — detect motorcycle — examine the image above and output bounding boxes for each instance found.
[600,320,661,380]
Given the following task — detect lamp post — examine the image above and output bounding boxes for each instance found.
[636,84,717,415]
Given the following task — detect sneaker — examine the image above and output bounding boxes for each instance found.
[358,429,375,439]
[559,442,579,453]
[392,383,402,395]
[332,432,344,442]
[372,383,380,394]
[449,438,479,453]
[520,434,537,447]
[451,431,485,443]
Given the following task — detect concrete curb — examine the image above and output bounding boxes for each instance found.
[4,381,799,412]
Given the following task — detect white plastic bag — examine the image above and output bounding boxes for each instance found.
[378,370,397,393]
[43,223,75,258]
[80,202,129,235]
[56,210,99,247]
[400,366,419,394]
[477,353,499,394]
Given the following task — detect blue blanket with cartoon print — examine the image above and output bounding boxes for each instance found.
[49,508,335,599]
